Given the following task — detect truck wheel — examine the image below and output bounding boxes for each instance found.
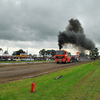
[70,58,74,63]
[57,62,59,64]
[70,59,72,63]
[65,59,67,64]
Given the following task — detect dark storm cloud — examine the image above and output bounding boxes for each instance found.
[0,0,60,42]
[0,0,80,42]
[0,0,100,50]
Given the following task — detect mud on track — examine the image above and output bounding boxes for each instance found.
[0,60,93,84]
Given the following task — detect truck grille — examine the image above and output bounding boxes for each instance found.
[56,56,64,58]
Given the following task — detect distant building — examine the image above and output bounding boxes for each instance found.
[0,49,11,56]
[0,50,3,56]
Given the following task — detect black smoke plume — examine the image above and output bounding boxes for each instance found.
[58,18,95,50]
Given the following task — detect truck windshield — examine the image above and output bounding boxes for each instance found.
[56,51,65,55]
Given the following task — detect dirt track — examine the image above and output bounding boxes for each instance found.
[0,60,93,84]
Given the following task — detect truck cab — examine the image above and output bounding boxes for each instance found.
[55,50,71,64]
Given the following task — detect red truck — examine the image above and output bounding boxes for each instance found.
[55,50,80,64]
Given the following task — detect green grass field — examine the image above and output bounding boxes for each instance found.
[0,60,100,100]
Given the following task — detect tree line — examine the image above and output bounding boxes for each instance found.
[39,49,56,57]
[0,48,56,56]
[12,49,56,57]
[1,47,99,58]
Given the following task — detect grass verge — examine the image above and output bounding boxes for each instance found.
[0,60,100,100]
[0,60,55,63]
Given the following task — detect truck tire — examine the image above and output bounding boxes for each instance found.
[65,59,67,64]
[57,62,59,64]
[70,59,72,63]
[76,59,78,62]
[70,58,74,63]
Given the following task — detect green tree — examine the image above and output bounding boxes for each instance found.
[51,50,56,57]
[39,49,46,57]
[12,51,17,56]
[39,49,56,57]
[90,47,99,59]
[29,53,32,56]
[12,49,25,55]
[46,50,51,55]
[80,52,85,57]
[4,51,8,54]
[0,48,3,51]
[16,49,25,55]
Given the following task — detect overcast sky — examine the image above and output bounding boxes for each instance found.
[0,0,100,55]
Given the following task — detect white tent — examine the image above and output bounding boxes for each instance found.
[0,50,11,56]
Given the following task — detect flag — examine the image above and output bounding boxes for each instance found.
[50,51,51,55]
[26,49,28,55]
[7,47,8,54]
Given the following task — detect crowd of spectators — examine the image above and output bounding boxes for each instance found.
[0,56,55,61]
